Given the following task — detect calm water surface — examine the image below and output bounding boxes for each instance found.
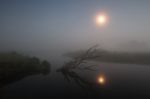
[1,55,150,98]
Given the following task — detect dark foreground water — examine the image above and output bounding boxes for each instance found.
[1,56,150,98]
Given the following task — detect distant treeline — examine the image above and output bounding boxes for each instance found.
[0,52,51,87]
[64,49,150,65]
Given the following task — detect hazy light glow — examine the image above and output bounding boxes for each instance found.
[98,75,105,84]
[96,14,108,26]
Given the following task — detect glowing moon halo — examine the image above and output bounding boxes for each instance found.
[96,14,108,26]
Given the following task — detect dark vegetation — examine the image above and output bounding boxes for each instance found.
[0,52,51,88]
[64,47,150,65]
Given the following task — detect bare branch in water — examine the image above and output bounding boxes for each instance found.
[60,45,99,70]
[56,45,100,90]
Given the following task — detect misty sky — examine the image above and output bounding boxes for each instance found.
[1,0,150,53]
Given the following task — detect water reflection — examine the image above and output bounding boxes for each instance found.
[98,76,105,85]
[57,46,101,92]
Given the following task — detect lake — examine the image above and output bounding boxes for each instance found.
[1,55,150,98]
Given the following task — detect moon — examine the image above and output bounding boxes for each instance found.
[96,14,108,26]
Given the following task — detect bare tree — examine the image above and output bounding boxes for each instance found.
[56,45,100,89]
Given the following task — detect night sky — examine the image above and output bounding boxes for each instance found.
[1,0,150,52]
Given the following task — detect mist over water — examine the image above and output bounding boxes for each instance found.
[1,0,150,98]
